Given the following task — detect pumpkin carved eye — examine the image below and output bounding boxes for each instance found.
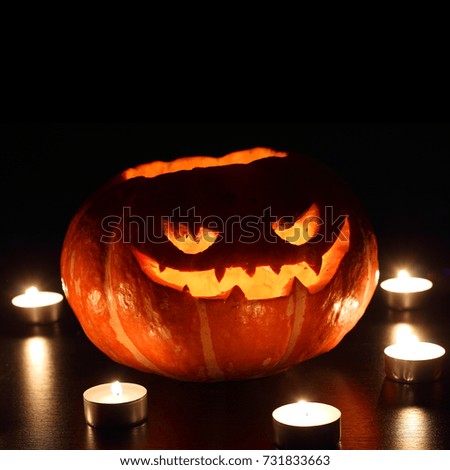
[163,221,219,254]
[272,203,321,246]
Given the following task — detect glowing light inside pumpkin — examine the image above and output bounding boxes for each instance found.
[272,204,321,246]
[124,148,351,300]
[133,218,350,300]
[122,147,288,181]
[163,222,219,254]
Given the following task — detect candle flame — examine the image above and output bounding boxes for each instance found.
[395,324,420,346]
[397,270,410,280]
[25,286,39,296]
[297,400,309,417]
[111,380,122,397]
[399,332,419,346]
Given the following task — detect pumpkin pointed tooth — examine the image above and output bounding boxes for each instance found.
[187,222,201,241]
[193,224,203,239]
[214,266,226,283]
[182,284,190,294]
[244,265,257,277]
[158,263,166,273]
[175,223,189,240]
[270,264,282,275]
[228,285,246,299]
[305,250,322,275]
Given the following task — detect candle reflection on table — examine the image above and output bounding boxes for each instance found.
[379,378,444,407]
[390,407,432,449]
[20,336,57,445]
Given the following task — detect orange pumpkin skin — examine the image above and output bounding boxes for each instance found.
[60,148,378,381]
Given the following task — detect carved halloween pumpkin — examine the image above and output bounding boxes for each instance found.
[61,147,378,381]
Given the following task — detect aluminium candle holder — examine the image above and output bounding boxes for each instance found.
[272,402,341,450]
[83,382,148,428]
[384,342,446,383]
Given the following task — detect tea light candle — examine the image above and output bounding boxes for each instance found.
[380,270,433,310]
[11,286,64,324]
[384,333,446,383]
[83,381,148,427]
[272,401,341,449]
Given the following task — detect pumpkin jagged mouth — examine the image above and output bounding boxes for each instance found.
[132,218,350,300]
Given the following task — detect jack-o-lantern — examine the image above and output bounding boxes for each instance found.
[60,147,378,381]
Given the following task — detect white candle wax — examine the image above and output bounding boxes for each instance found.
[385,341,445,361]
[12,286,63,308]
[273,401,341,427]
[272,401,341,449]
[83,381,148,427]
[380,272,432,294]
[11,286,64,323]
[380,270,432,310]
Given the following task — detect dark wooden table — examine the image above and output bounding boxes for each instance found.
[1,260,449,450]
